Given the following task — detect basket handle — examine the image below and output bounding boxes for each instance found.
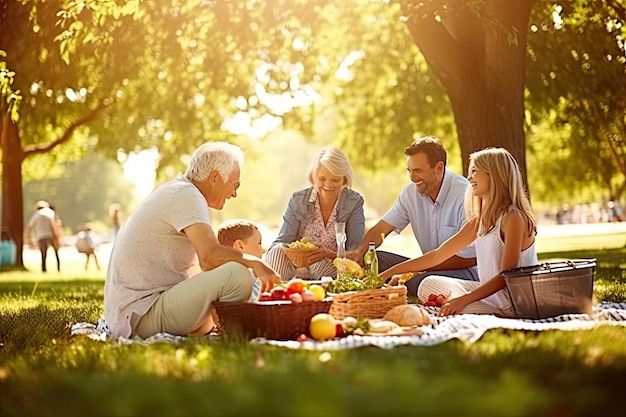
[540,258,596,272]
[502,258,596,276]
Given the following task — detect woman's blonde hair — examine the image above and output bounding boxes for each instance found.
[464,147,536,236]
[306,146,354,188]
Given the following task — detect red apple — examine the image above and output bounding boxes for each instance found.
[286,278,306,294]
[428,293,438,302]
[335,323,346,338]
[435,295,446,306]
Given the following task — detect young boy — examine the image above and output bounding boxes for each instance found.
[217,219,265,302]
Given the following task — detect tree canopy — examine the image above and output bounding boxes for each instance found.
[1,0,625,268]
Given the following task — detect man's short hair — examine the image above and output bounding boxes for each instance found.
[404,136,447,167]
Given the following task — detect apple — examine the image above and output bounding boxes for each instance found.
[309,313,337,340]
[335,323,345,338]
[286,278,306,294]
[435,294,446,306]
[308,284,326,301]
[428,293,438,302]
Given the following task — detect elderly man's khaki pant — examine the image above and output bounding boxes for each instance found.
[133,262,252,338]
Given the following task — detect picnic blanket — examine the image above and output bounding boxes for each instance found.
[70,302,626,349]
[70,303,626,351]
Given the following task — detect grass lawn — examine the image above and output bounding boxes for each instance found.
[1,230,626,416]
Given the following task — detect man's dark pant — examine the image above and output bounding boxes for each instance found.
[37,238,60,272]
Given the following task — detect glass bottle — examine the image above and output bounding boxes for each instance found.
[363,241,379,276]
[335,222,347,277]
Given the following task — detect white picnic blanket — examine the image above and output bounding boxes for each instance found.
[70,302,626,348]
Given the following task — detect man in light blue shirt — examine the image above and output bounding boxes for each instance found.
[347,136,478,296]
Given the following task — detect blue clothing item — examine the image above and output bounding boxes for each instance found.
[249,276,261,302]
[382,169,476,260]
[271,187,365,251]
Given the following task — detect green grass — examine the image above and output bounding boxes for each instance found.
[1,245,626,416]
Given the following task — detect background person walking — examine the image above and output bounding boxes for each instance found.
[25,200,60,273]
[75,223,100,271]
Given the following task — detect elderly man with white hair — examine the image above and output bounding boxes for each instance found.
[104,142,281,339]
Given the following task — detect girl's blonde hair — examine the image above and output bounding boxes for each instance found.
[306,146,354,188]
[464,147,536,236]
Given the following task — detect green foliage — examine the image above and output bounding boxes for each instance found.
[526,0,626,201]
[0,50,21,122]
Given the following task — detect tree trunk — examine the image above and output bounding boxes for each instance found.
[402,0,536,186]
[1,114,26,269]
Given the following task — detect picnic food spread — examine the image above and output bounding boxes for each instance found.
[257,278,327,303]
[217,251,430,341]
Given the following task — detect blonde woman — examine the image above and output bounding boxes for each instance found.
[265,146,365,280]
[382,147,537,317]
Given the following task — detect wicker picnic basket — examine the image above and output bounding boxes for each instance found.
[281,246,318,268]
[214,299,332,340]
[329,286,408,320]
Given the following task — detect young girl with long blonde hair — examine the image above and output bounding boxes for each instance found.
[381,147,537,317]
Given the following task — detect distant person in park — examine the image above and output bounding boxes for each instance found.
[264,146,365,280]
[608,198,622,223]
[108,203,123,239]
[75,222,100,271]
[346,136,478,297]
[25,200,61,273]
[104,142,281,339]
[383,147,538,317]
[217,219,265,302]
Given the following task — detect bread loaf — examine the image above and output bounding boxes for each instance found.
[383,304,432,326]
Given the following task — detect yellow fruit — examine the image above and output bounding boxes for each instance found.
[309,284,326,301]
[288,237,317,249]
[333,258,365,278]
[309,313,337,340]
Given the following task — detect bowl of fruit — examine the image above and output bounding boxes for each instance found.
[281,238,319,268]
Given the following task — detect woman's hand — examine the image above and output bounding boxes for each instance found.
[438,295,469,317]
[306,245,334,265]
